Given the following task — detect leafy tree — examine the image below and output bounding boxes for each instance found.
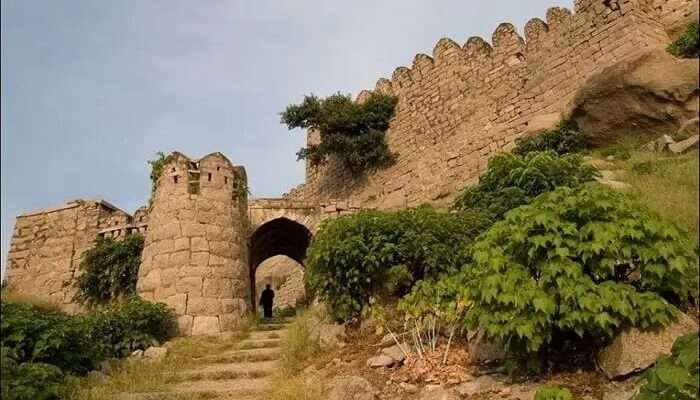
[453,151,599,220]
[513,123,586,156]
[668,21,699,58]
[73,234,144,306]
[281,92,398,174]
[463,183,698,356]
[635,332,699,400]
[306,207,491,321]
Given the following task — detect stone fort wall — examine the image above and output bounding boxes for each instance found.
[289,0,698,209]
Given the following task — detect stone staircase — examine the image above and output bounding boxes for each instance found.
[119,320,291,400]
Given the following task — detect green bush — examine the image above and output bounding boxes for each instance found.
[534,386,573,400]
[74,235,144,305]
[306,207,491,321]
[453,151,599,220]
[281,91,398,174]
[79,296,173,359]
[635,332,699,400]
[147,151,167,197]
[668,21,699,58]
[463,183,698,355]
[0,300,95,375]
[1,352,65,400]
[514,123,586,156]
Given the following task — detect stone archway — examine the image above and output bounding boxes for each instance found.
[248,217,312,312]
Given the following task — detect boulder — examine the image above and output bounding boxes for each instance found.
[382,344,408,363]
[366,355,395,368]
[597,312,699,379]
[571,49,699,146]
[377,333,395,348]
[642,134,675,152]
[319,324,346,350]
[676,117,699,139]
[668,135,699,154]
[143,346,168,362]
[325,375,377,400]
[468,330,506,364]
[130,349,144,358]
[418,385,460,400]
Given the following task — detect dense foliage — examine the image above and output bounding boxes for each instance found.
[513,123,586,156]
[0,296,173,400]
[281,92,398,174]
[464,183,698,354]
[635,332,699,400]
[534,386,573,400]
[668,21,699,58]
[306,207,491,321]
[73,234,144,305]
[453,151,599,220]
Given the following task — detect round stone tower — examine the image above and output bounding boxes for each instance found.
[137,151,250,335]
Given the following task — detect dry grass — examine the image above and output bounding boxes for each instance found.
[265,371,324,400]
[279,310,320,374]
[0,291,64,313]
[65,319,256,399]
[618,149,699,241]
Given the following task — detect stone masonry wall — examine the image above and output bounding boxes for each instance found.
[255,255,305,310]
[5,200,132,313]
[291,0,697,209]
[137,152,250,336]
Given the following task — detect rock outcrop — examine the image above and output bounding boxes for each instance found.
[572,49,699,146]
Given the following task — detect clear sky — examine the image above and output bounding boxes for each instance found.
[1,0,570,278]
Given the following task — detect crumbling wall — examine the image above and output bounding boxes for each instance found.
[5,200,132,312]
[293,0,696,209]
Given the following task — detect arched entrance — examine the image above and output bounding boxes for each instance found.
[248,217,312,313]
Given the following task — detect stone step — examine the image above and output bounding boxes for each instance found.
[167,361,278,382]
[236,338,280,350]
[200,347,281,363]
[114,378,269,400]
[247,330,281,340]
[255,323,291,332]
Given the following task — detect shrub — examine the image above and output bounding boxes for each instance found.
[453,151,599,220]
[534,386,573,400]
[0,300,95,375]
[79,296,174,359]
[281,92,398,174]
[147,152,167,197]
[306,207,491,321]
[463,183,698,356]
[513,123,586,156]
[74,234,144,305]
[279,311,319,374]
[634,332,699,400]
[668,21,699,58]
[0,354,65,400]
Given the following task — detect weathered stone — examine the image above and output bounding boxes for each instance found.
[143,346,168,361]
[668,134,699,154]
[176,277,203,294]
[191,316,220,336]
[468,330,506,364]
[186,297,220,315]
[418,385,459,400]
[382,344,408,363]
[163,293,187,315]
[642,134,675,152]
[177,315,194,335]
[455,375,506,396]
[319,324,346,350]
[597,312,699,379]
[366,355,395,368]
[325,375,377,400]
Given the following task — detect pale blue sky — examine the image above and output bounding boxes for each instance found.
[1,0,570,277]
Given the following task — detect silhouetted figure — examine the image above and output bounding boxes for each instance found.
[259,284,275,319]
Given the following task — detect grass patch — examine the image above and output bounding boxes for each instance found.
[265,371,323,400]
[0,291,63,313]
[279,310,320,374]
[608,149,699,240]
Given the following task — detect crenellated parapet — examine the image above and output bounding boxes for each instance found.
[293,0,694,208]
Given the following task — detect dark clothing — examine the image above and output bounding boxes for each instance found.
[259,288,275,318]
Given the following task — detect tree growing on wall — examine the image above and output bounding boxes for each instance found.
[73,234,144,306]
[280,91,398,174]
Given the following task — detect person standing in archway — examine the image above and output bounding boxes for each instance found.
[259,283,275,319]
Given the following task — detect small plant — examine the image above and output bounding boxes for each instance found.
[534,385,574,400]
[147,152,167,197]
[632,161,654,175]
[634,332,699,400]
[232,175,251,198]
[453,151,599,220]
[600,145,631,160]
[668,21,699,58]
[279,311,319,374]
[1,354,66,400]
[514,123,586,156]
[463,183,698,359]
[281,91,398,174]
[306,207,491,321]
[73,234,144,306]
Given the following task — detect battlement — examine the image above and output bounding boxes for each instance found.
[295,0,697,208]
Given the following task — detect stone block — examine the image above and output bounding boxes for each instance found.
[138,270,161,292]
[178,266,209,278]
[160,267,178,287]
[219,312,242,332]
[191,316,220,336]
[154,285,176,300]
[177,315,193,335]
[191,237,209,252]
[169,250,190,267]
[163,293,187,315]
[182,222,206,237]
[186,297,221,315]
[176,277,203,295]
[203,278,233,298]
[190,252,209,267]
[173,237,189,251]
[209,241,230,257]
